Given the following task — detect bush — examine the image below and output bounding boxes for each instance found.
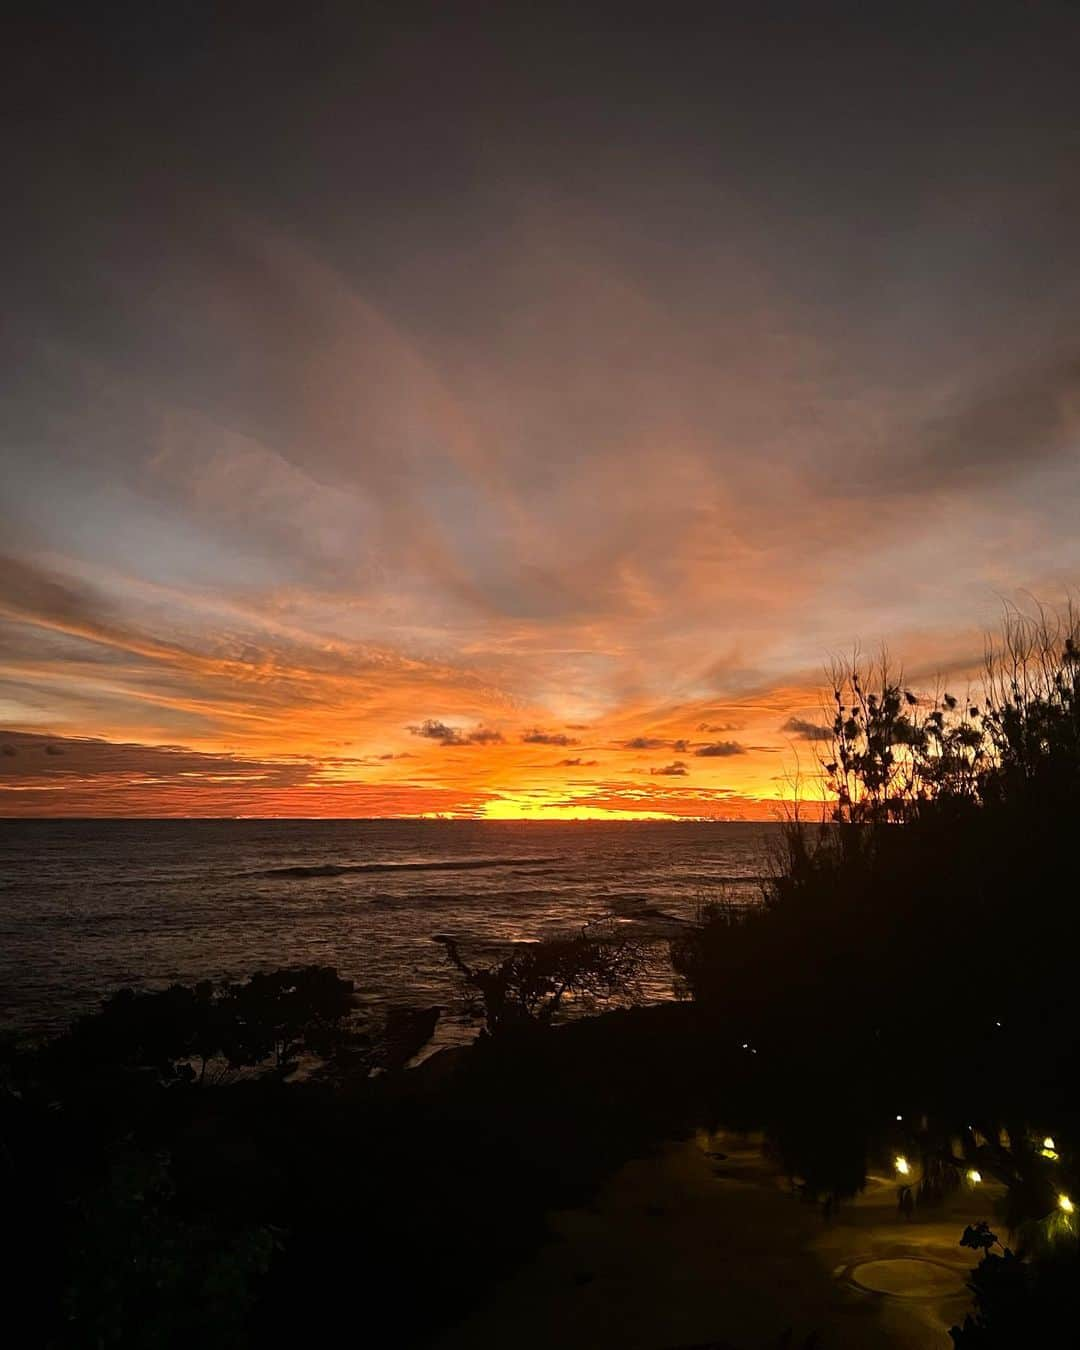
[672,605,1080,1334]
[435,925,646,1038]
[674,608,1080,1066]
[29,965,438,1086]
[951,1226,1080,1347]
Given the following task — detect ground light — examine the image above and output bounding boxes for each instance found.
[895,1156,911,1176]
[967,1170,982,1184]
[1059,1194,1074,1214]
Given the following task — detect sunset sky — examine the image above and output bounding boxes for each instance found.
[4,3,1080,818]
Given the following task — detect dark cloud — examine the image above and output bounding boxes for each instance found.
[651,761,689,776]
[0,553,105,635]
[378,752,414,760]
[408,720,503,747]
[521,729,579,746]
[558,757,598,767]
[623,736,668,750]
[694,740,746,757]
[672,739,690,753]
[698,721,741,733]
[907,359,1080,489]
[781,716,832,742]
[0,730,315,787]
[409,719,464,744]
[467,727,504,745]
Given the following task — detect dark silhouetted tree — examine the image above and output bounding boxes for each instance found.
[435,926,645,1037]
[220,965,358,1072]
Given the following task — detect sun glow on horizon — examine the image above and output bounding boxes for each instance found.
[480,797,684,822]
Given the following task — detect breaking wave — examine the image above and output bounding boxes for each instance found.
[259,857,556,880]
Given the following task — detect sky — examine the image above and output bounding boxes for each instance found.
[3,2,1080,819]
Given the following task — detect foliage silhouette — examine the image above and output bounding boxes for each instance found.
[950,1234,1080,1347]
[672,606,1080,1338]
[435,923,645,1038]
[218,965,358,1072]
[42,965,387,1085]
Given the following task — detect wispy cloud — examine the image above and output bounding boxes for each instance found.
[0,730,497,818]
[6,20,1080,821]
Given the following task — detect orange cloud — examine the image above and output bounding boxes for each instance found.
[6,188,1080,819]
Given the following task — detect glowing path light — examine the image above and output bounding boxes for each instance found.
[1059,1194,1074,1215]
[895,1156,911,1176]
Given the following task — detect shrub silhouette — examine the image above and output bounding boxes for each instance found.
[672,605,1080,1336]
[219,965,358,1072]
[39,965,436,1084]
[435,924,645,1037]
[950,1235,1080,1347]
[64,980,223,1083]
[675,608,1080,1058]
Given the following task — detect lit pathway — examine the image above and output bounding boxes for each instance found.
[433,1130,998,1349]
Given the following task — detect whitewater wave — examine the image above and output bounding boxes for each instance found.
[259,856,556,880]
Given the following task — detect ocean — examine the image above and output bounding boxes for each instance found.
[0,819,780,1046]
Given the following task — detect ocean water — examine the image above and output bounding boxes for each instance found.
[0,819,780,1044]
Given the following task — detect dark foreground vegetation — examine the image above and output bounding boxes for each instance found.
[673,609,1080,1345]
[4,608,1080,1347]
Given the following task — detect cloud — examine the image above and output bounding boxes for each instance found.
[651,761,689,776]
[466,727,504,745]
[558,757,598,767]
[0,729,498,817]
[409,719,464,744]
[7,29,1080,827]
[408,719,503,746]
[543,780,775,820]
[1,744,16,757]
[0,729,313,787]
[521,728,579,746]
[0,553,506,752]
[905,359,1080,490]
[780,716,832,742]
